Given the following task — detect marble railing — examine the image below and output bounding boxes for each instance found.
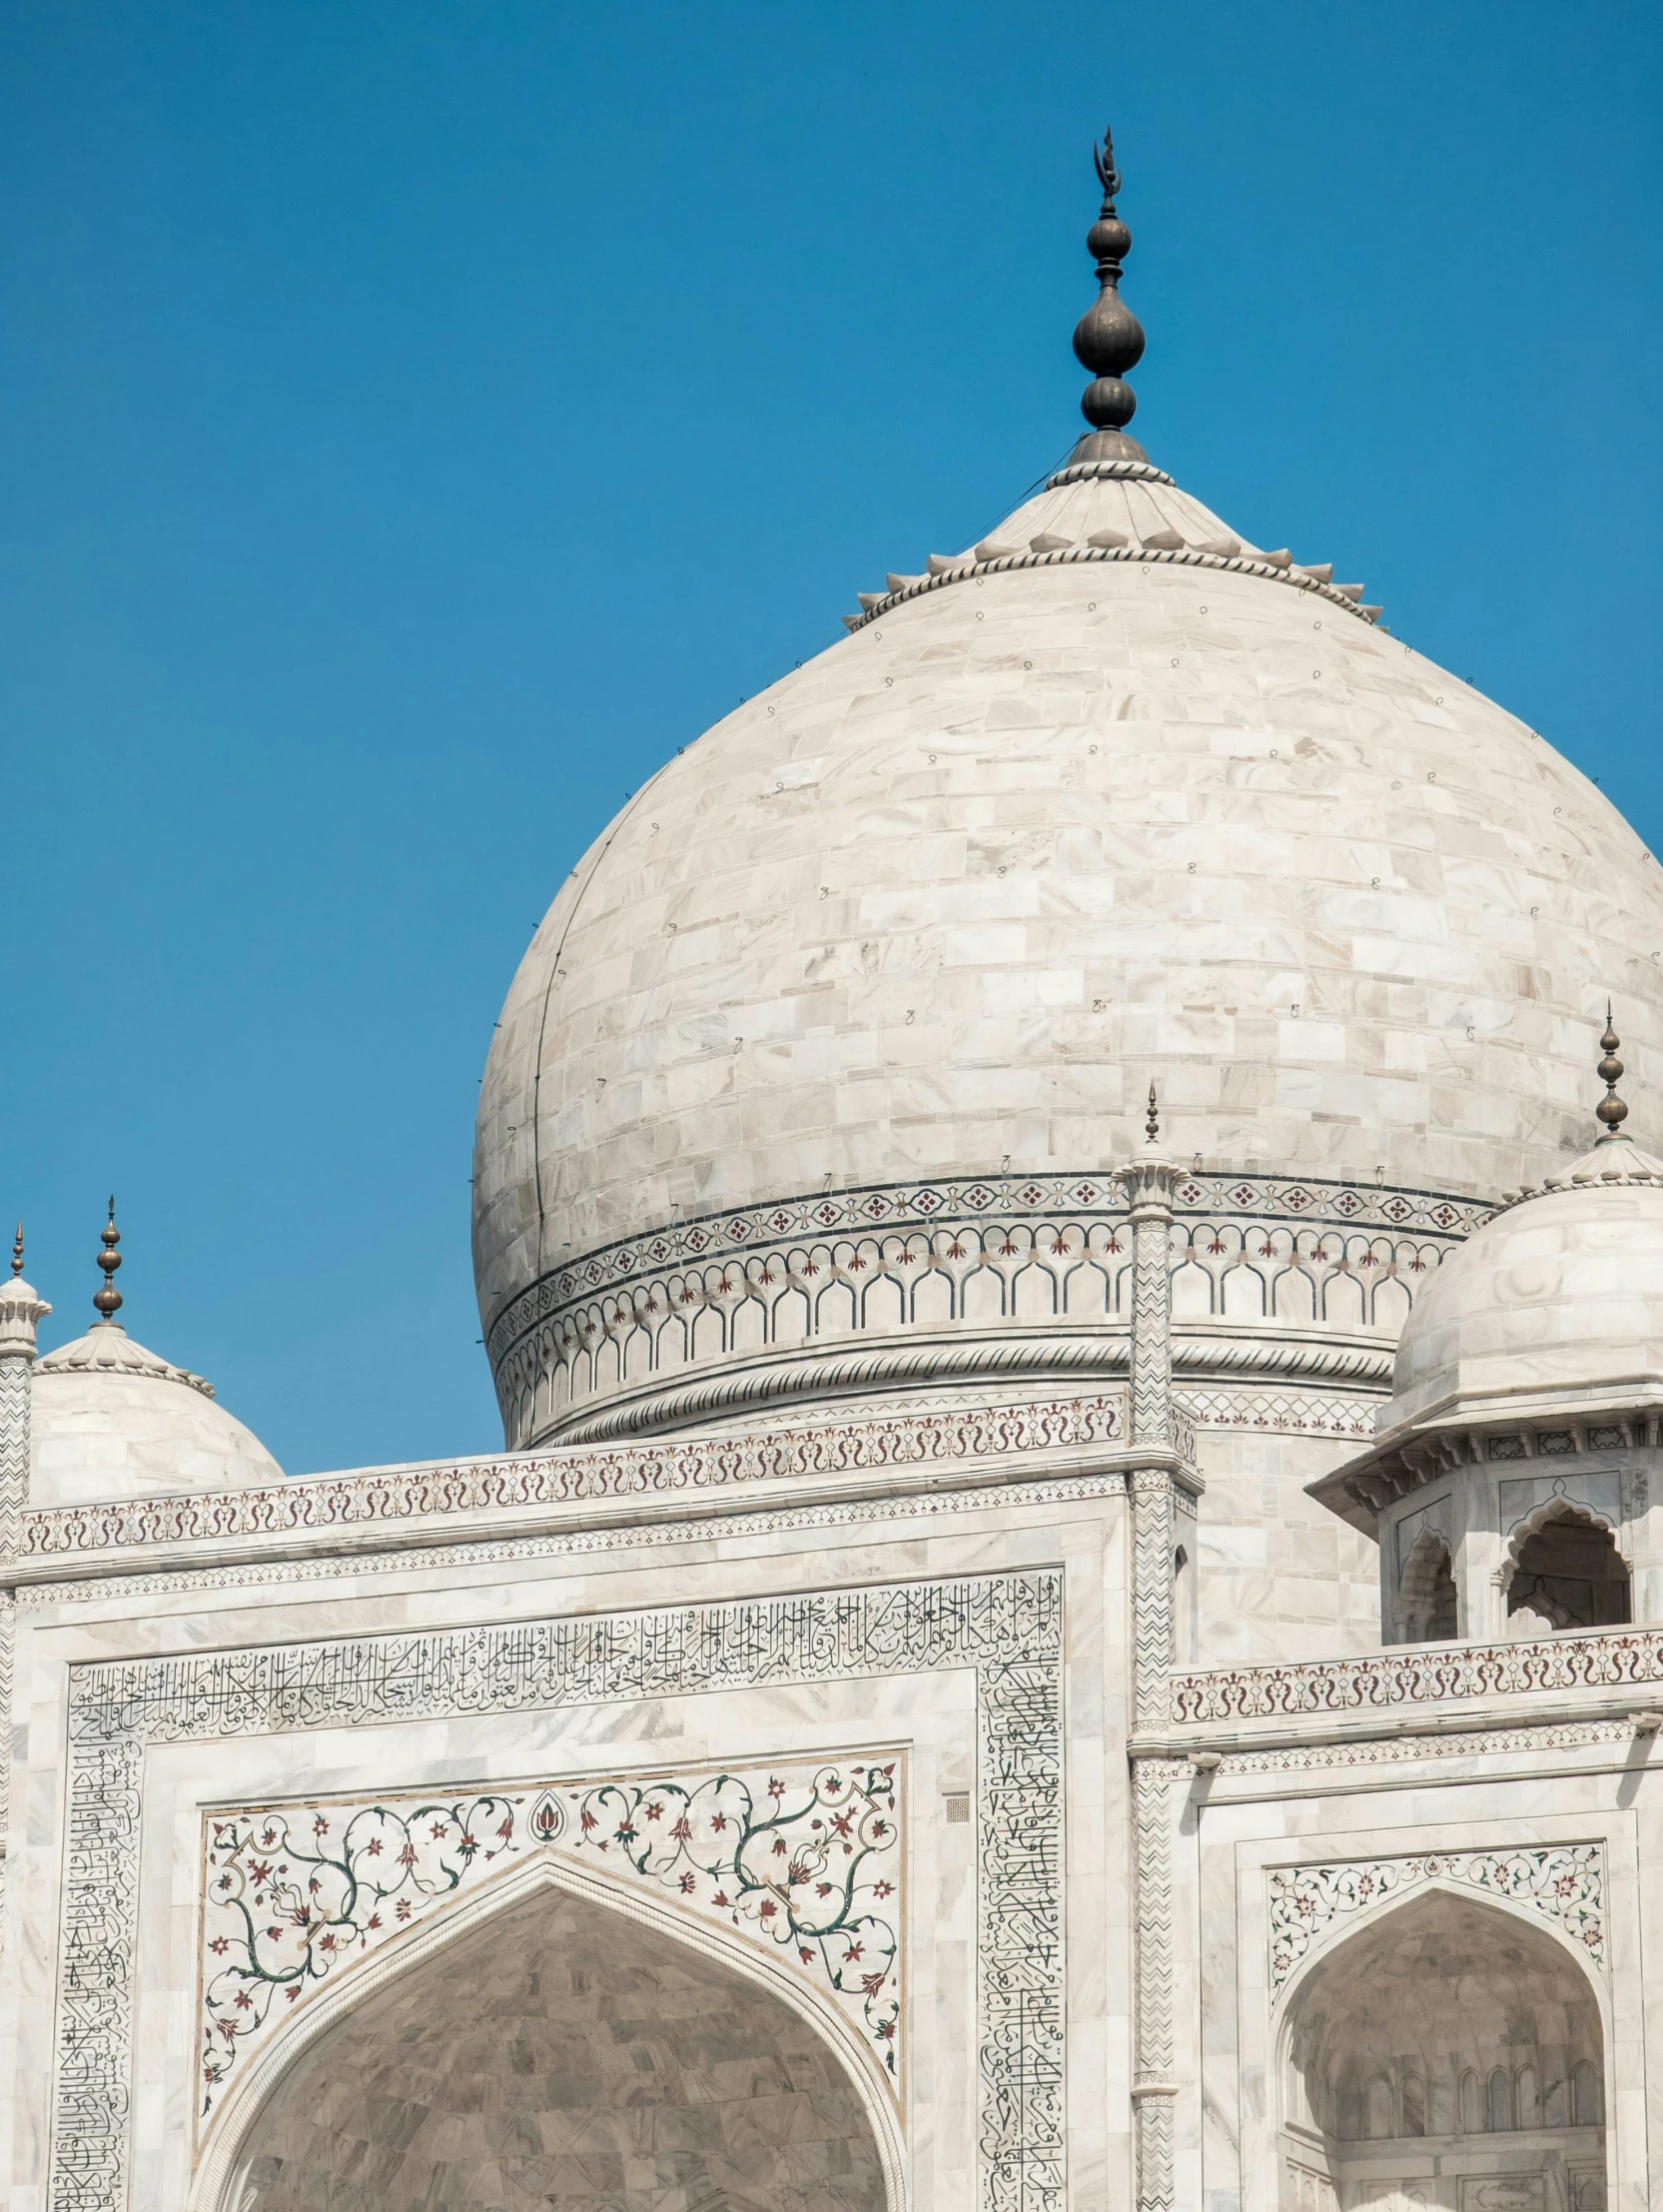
[20,1390,1135,1563]
[1173,1625,1663,1723]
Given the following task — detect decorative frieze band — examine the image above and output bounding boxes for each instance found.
[1268,1843,1605,1995]
[20,1475,1127,1608]
[17,1379,1386,1581]
[52,1572,1063,2212]
[23,1393,1128,1565]
[200,1754,903,2148]
[1222,1716,1632,1777]
[485,1171,1482,1444]
[1174,1626,1663,1724]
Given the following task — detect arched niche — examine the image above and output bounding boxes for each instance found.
[210,1861,896,2212]
[1278,1887,1608,2209]
[1397,1528,1457,1644]
[1506,1502,1631,1634]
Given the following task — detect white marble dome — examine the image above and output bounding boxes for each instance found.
[1386,1136,1663,1430]
[32,1321,283,1506]
[473,450,1663,1422]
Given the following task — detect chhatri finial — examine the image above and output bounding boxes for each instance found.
[1069,124,1149,469]
[1145,1079,1161,1146]
[92,1196,124,1324]
[1595,1004,1630,1143]
[10,1223,22,1279]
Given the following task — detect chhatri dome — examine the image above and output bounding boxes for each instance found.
[1384,1014,1663,1436]
[14,1207,281,1504]
[473,130,1663,1449]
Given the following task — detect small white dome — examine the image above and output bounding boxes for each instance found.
[1387,1139,1663,1429]
[32,1323,282,1506]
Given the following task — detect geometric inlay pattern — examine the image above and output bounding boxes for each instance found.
[486,1168,1476,1441]
[200,1755,903,2132]
[1268,1843,1606,1994]
[52,1573,1062,2212]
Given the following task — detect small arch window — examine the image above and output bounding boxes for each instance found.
[1399,2073,1426,2137]
[1398,1528,1457,1644]
[1459,2068,1483,2133]
[1573,2059,1604,2127]
[1365,2075,1395,2139]
[1487,2067,1512,2132]
[1507,1506,1630,1633]
[1515,2063,1540,2126]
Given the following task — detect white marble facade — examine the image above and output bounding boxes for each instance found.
[6,131,1663,2212]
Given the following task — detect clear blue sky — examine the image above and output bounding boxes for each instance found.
[3,3,1659,1474]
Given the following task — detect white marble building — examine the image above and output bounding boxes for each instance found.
[1,123,1659,2212]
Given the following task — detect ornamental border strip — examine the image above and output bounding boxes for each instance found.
[485,1173,1487,1369]
[18,1476,1126,1609]
[50,1572,1065,2212]
[23,1394,1126,1562]
[1173,1628,1663,1724]
[1222,1717,1632,1776]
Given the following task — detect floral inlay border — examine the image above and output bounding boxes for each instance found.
[200,1755,903,2134]
[1174,1627,1663,1723]
[1268,1843,1605,1995]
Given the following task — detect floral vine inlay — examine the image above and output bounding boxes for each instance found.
[1267,1843,1604,1994]
[201,1755,902,2123]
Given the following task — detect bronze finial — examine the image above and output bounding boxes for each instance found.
[1069,124,1149,465]
[92,1196,124,1322]
[1145,1079,1161,1146]
[1595,1003,1630,1142]
[10,1223,21,1278]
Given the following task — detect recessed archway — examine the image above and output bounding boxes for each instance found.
[1506,1504,1630,1634]
[1397,1529,1457,1644]
[224,1875,892,2212]
[1279,1887,1607,2209]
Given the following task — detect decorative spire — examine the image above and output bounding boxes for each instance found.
[1069,125,1149,469]
[92,1196,124,1323]
[1145,1079,1160,1145]
[10,1224,21,1278]
[1595,1005,1630,1143]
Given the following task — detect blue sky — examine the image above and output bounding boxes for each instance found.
[3,2,1659,1474]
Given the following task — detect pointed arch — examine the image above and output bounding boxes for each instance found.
[1504,1500,1630,1632]
[193,1849,905,2212]
[1397,1525,1458,1644]
[1276,1883,1607,2208]
[1504,1493,1621,1571]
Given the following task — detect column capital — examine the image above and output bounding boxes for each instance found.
[0,1274,51,1360]
[1117,1148,1181,1220]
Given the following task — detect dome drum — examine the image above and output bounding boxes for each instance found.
[484,1164,1481,1447]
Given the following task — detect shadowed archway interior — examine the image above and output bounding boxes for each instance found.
[229,1882,890,2212]
[1281,1888,1607,2209]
